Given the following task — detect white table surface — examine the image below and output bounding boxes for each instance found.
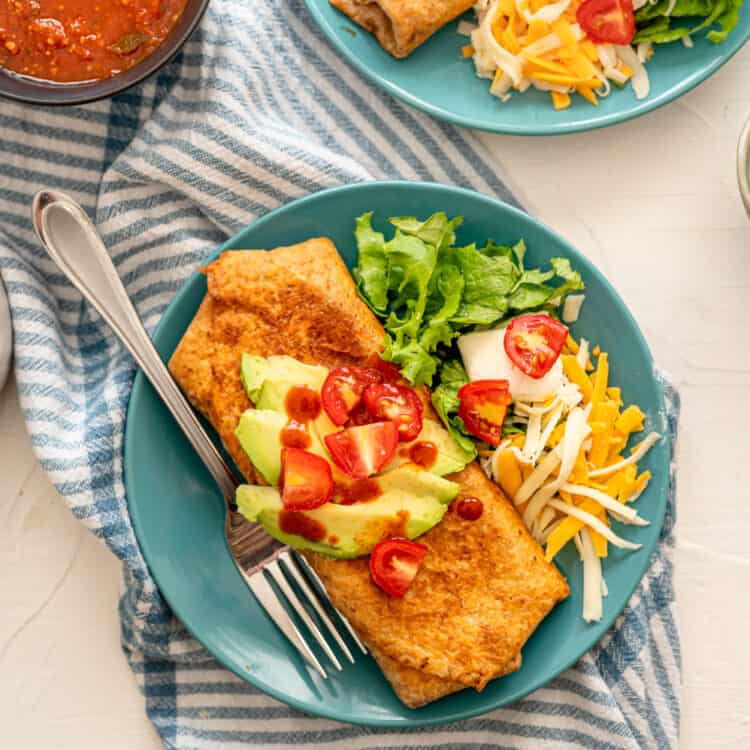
[2,45,750,750]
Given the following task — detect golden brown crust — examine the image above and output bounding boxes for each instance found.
[308,463,569,690]
[330,0,474,58]
[168,237,569,707]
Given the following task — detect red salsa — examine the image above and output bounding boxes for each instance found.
[336,477,382,505]
[0,0,187,83]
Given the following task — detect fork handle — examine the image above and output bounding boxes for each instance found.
[32,190,240,499]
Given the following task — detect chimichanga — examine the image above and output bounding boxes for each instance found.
[330,0,475,58]
[169,238,569,707]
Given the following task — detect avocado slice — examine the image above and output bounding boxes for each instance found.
[390,419,475,477]
[240,354,328,404]
[235,408,328,485]
[236,466,459,558]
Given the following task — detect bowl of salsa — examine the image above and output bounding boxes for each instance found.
[0,0,209,104]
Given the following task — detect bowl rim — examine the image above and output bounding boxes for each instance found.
[737,116,750,218]
[0,0,210,106]
[124,180,671,727]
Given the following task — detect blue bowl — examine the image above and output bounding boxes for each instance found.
[305,1,750,135]
[125,181,671,726]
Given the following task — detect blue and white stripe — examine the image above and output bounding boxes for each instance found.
[0,1,680,747]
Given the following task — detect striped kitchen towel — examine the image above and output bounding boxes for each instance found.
[0,0,681,747]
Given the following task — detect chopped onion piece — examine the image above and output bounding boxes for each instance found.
[633,0,649,7]
[605,67,630,85]
[473,3,524,84]
[547,498,642,550]
[577,338,589,370]
[490,71,514,102]
[514,443,562,506]
[637,42,653,62]
[588,432,661,478]
[561,482,649,525]
[665,0,677,14]
[682,34,693,48]
[458,20,477,37]
[579,529,603,622]
[562,294,585,323]
[597,44,617,69]
[615,45,650,100]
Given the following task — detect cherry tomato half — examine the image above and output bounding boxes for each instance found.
[503,313,569,380]
[321,366,382,426]
[363,383,423,442]
[279,447,333,511]
[364,354,405,384]
[369,538,428,598]
[577,0,635,44]
[457,380,512,446]
[324,421,398,480]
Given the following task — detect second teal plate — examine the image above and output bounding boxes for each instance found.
[305,1,749,135]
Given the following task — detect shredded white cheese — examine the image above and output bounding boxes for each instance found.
[561,482,649,525]
[579,529,604,622]
[547,498,643,550]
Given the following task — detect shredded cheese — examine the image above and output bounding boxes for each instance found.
[588,432,661,478]
[466,0,651,109]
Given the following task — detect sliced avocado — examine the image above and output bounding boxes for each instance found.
[255,377,339,443]
[240,354,328,404]
[386,418,474,477]
[235,408,328,485]
[235,409,287,485]
[236,466,458,559]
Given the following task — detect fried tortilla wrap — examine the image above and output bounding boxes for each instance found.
[330,0,475,58]
[169,237,569,708]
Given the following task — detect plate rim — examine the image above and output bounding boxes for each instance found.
[124,180,671,726]
[303,0,750,136]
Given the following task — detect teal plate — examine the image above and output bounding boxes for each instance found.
[125,181,670,726]
[305,0,749,135]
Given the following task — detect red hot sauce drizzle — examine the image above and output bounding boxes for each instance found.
[279,509,327,542]
[281,385,321,449]
[408,440,438,469]
[455,496,484,521]
[336,477,382,505]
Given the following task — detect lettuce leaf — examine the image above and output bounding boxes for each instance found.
[634,0,741,43]
[430,360,476,457]
[353,211,585,433]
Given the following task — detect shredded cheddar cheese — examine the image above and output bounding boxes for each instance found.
[466,0,652,109]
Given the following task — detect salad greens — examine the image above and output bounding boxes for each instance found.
[634,0,744,44]
[353,211,585,454]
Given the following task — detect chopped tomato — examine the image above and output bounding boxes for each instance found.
[457,380,512,446]
[577,0,635,45]
[321,366,382,426]
[363,383,423,442]
[369,538,428,598]
[324,422,398,480]
[279,447,333,511]
[503,314,568,379]
[364,354,405,384]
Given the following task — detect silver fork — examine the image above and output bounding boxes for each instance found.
[31,189,366,679]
